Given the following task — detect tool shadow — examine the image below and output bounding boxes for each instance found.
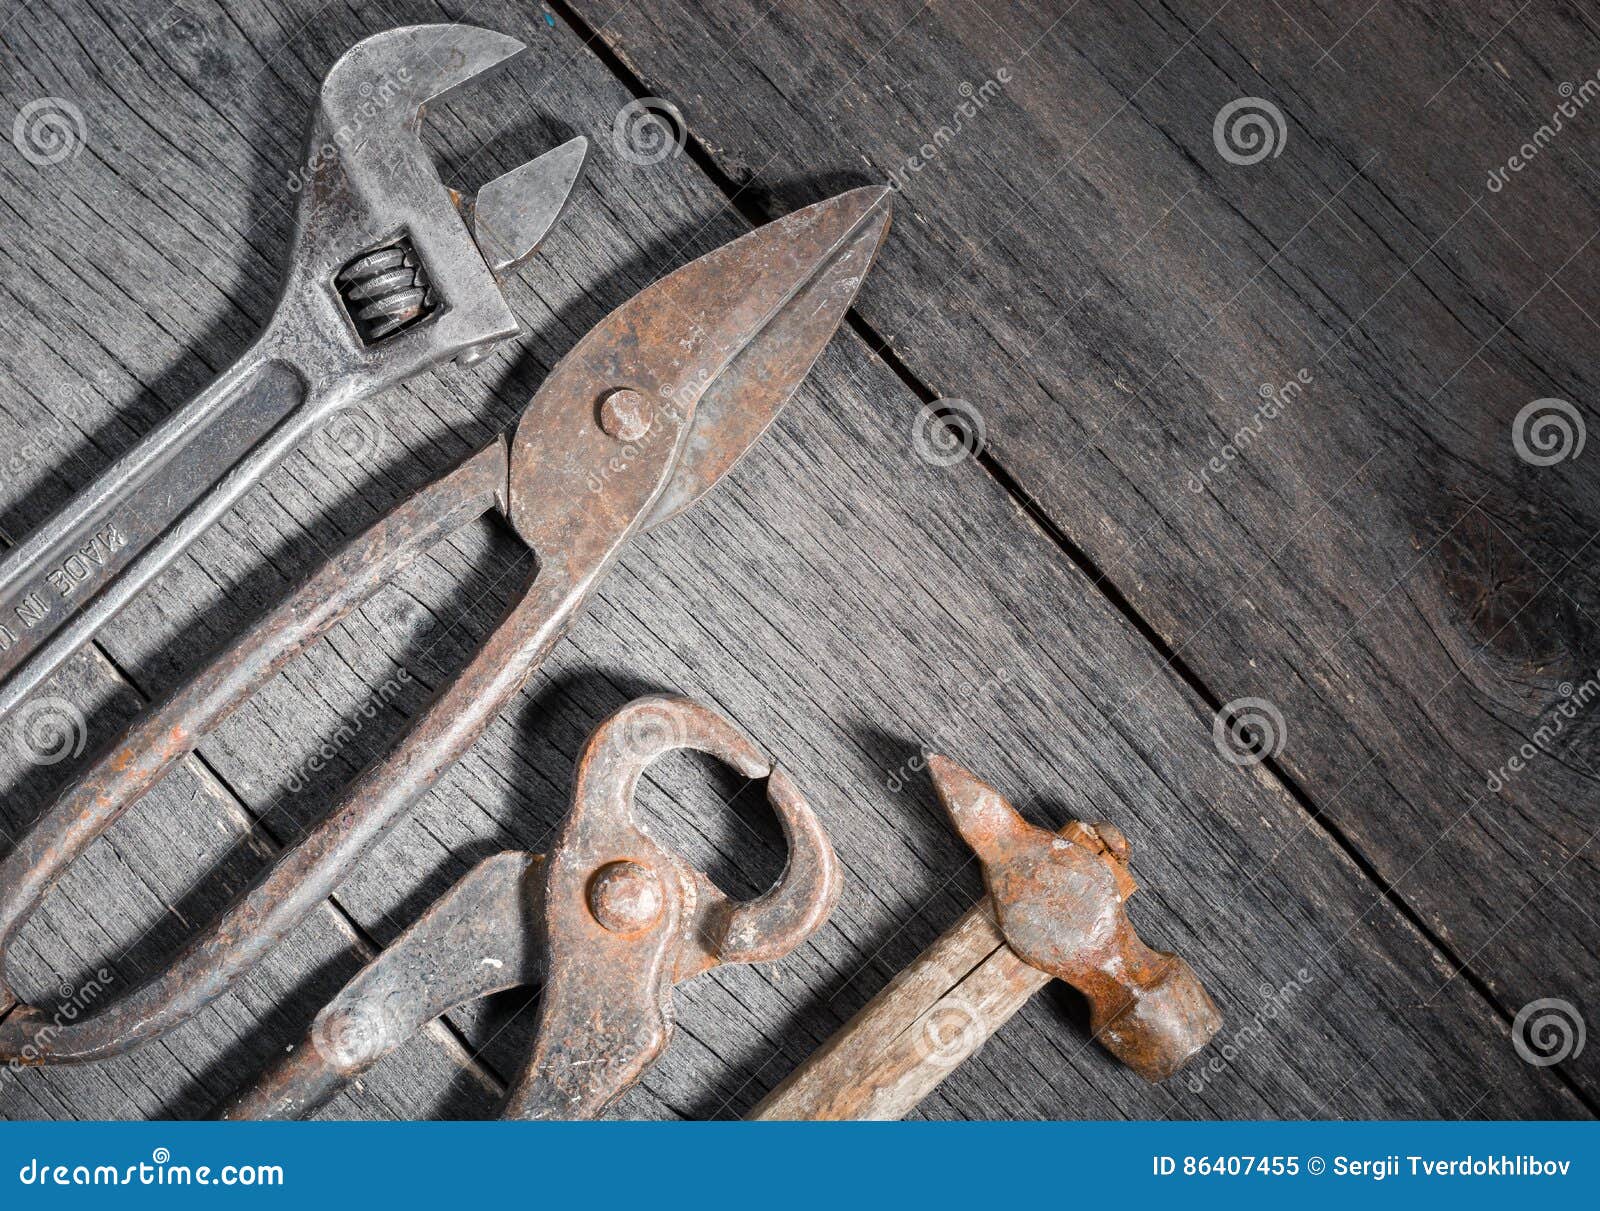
[0,114,880,1116]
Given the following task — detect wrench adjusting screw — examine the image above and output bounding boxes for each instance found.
[336,237,436,343]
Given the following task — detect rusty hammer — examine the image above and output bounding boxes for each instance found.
[750,755,1222,1119]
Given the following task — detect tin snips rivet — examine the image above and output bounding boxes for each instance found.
[599,388,653,442]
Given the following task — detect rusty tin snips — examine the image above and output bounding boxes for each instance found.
[223,694,840,1120]
[0,188,891,1066]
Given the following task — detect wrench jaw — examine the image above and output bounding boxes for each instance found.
[471,136,590,279]
[269,24,584,400]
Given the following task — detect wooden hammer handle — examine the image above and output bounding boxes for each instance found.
[749,900,1045,1120]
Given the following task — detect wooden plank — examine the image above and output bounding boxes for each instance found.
[555,0,1600,1100]
[0,0,1584,1120]
[0,646,502,1120]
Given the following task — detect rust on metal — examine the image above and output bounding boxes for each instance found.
[929,754,1222,1082]
[0,187,890,1066]
[223,695,839,1121]
[0,25,586,720]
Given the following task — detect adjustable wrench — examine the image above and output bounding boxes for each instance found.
[0,24,586,720]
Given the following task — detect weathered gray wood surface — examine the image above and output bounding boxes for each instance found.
[557,0,1600,1099]
[0,0,1588,1119]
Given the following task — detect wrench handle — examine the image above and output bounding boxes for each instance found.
[0,350,313,719]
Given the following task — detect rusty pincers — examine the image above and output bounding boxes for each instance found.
[224,695,839,1120]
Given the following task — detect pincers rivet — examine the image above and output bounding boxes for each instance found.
[588,860,664,932]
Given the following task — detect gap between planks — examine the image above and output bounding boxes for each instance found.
[540,0,1600,1118]
[0,633,508,1113]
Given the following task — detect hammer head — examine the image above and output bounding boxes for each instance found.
[278,25,587,386]
[927,755,1222,1082]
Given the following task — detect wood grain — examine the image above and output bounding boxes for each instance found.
[750,902,1051,1120]
[556,0,1600,1099]
[0,0,1585,1120]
